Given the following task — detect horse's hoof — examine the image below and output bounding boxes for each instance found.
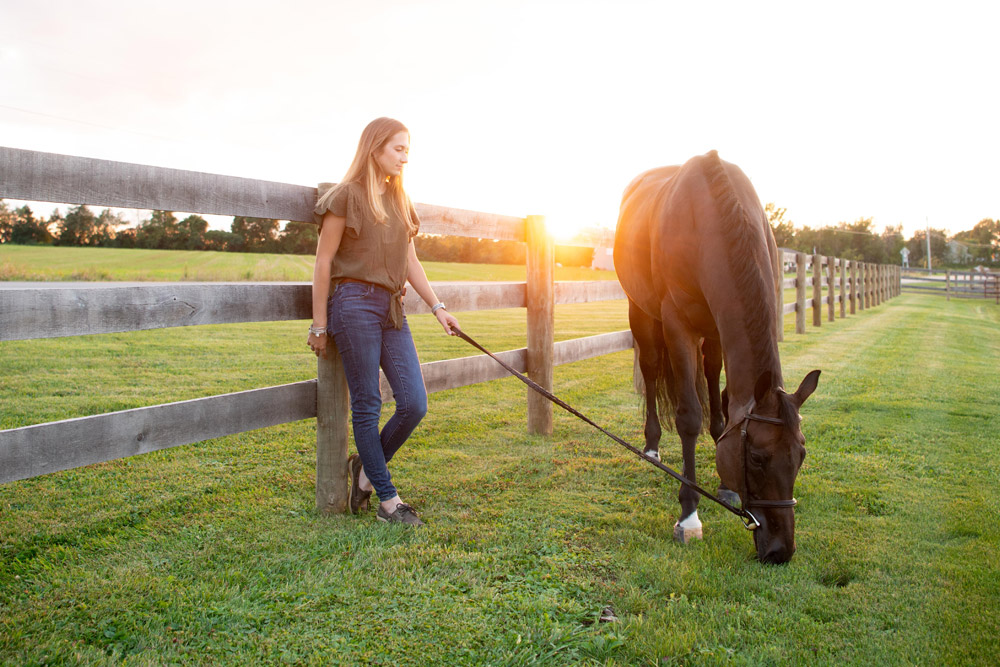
[717,488,741,506]
[643,449,661,462]
[673,511,703,543]
[673,522,703,543]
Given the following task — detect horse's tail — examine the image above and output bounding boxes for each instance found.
[646,337,711,432]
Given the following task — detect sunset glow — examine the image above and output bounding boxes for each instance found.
[2,1,997,241]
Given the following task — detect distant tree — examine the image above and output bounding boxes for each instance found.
[9,205,54,245]
[57,205,101,246]
[47,209,65,240]
[881,224,905,265]
[555,245,594,267]
[176,215,209,250]
[0,200,12,243]
[278,221,319,255]
[232,216,279,252]
[906,228,948,268]
[85,209,126,247]
[135,210,179,249]
[111,226,137,249]
[954,218,999,263]
[765,203,796,248]
[204,229,241,252]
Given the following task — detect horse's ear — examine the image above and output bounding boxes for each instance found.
[792,370,821,406]
[753,371,773,405]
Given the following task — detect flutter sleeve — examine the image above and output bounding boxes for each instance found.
[314,182,364,236]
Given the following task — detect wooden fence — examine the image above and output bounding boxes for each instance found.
[0,147,900,512]
[945,270,999,302]
[899,268,999,303]
[778,252,901,338]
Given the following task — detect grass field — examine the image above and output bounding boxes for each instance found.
[0,245,616,283]
[2,248,999,665]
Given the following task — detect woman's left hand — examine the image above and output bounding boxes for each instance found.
[435,309,460,335]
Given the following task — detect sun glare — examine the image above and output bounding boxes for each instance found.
[543,214,591,244]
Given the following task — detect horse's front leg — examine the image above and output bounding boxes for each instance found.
[703,338,739,506]
[663,322,704,543]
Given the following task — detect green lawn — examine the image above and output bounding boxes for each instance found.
[1,249,998,664]
[0,245,616,283]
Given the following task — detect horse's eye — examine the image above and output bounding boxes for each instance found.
[748,451,766,468]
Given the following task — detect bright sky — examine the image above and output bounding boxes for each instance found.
[2,0,997,241]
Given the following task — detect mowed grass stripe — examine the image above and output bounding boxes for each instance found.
[2,251,998,664]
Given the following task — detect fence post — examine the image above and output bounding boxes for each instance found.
[826,256,835,322]
[861,262,872,310]
[839,258,847,317]
[812,254,822,327]
[946,271,951,301]
[526,214,554,435]
[316,343,350,514]
[796,253,807,334]
[850,261,858,313]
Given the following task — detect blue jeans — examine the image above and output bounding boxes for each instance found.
[327,281,427,503]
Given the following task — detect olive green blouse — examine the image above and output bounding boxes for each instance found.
[314,181,419,328]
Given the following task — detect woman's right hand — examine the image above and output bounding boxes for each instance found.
[308,332,328,358]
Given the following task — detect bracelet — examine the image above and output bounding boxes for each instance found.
[431,302,446,314]
[308,325,327,336]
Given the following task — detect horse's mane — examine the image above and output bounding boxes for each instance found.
[700,150,778,376]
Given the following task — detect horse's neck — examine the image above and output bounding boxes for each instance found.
[723,336,783,408]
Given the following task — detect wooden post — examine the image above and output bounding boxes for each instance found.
[526,214,554,435]
[839,258,847,318]
[796,253,807,334]
[812,254,822,327]
[826,256,835,322]
[316,342,350,514]
[850,261,858,313]
[863,264,871,309]
[946,270,951,301]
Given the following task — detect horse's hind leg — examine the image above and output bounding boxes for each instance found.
[703,338,739,505]
[629,300,663,461]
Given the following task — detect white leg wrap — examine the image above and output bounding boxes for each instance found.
[673,510,703,543]
[643,449,661,462]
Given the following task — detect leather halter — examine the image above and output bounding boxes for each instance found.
[720,399,799,529]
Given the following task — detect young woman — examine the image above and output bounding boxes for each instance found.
[307,117,459,526]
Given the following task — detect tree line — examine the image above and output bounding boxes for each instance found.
[766,204,999,268]
[0,201,596,267]
[2,199,996,269]
[0,201,319,255]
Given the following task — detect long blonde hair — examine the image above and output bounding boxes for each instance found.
[341,117,417,234]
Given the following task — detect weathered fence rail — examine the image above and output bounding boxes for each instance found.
[946,270,999,302]
[0,147,901,509]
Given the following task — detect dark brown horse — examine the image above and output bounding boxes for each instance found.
[614,150,820,564]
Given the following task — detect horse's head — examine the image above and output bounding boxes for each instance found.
[716,369,820,564]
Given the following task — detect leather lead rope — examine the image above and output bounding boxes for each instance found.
[451,326,759,527]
